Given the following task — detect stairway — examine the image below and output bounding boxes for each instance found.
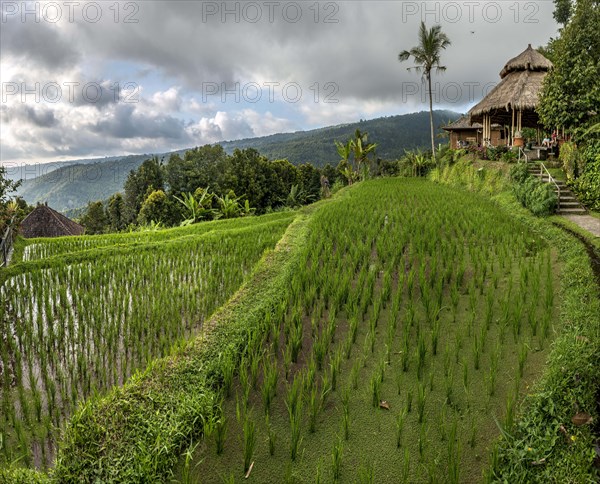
[527,163,586,214]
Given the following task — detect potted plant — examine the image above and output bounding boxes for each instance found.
[513,131,524,147]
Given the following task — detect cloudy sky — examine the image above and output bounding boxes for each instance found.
[1,0,560,165]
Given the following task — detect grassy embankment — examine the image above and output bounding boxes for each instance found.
[3,163,597,483]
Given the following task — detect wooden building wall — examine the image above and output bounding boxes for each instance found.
[448,129,504,148]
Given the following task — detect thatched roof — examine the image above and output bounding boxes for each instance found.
[499,44,553,79]
[20,204,84,238]
[469,45,552,127]
[443,115,501,131]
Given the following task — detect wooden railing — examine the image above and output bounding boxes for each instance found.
[0,218,15,268]
[538,161,561,209]
[518,147,528,162]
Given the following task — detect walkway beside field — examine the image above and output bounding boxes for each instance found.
[562,215,600,238]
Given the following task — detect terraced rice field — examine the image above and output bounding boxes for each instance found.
[180,179,559,483]
[0,212,294,468]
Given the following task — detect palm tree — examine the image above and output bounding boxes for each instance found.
[398,21,451,160]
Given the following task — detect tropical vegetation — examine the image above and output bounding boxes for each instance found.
[398,21,452,160]
[539,0,600,210]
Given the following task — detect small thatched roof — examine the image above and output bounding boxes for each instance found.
[499,44,553,79]
[469,45,552,127]
[443,115,501,131]
[20,204,84,238]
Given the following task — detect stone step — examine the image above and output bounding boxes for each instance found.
[529,171,564,181]
[536,174,563,181]
[559,208,587,214]
[542,179,566,187]
[524,166,586,213]
[557,189,574,194]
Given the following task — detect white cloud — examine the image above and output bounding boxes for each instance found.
[149,87,182,113]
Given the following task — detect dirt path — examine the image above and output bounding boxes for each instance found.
[561,215,600,238]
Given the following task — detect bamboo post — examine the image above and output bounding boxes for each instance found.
[511,109,515,146]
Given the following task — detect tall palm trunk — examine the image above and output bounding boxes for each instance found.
[427,72,435,160]
[399,22,451,161]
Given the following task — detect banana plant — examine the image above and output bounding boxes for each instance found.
[335,140,356,185]
[352,129,377,180]
[175,187,215,225]
[280,184,315,209]
[216,191,243,219]
[335,131,377,183]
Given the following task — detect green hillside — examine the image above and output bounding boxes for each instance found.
[15,154,155,212]
[219,110,460,165]
[16,111,460,212]
[1,156,129,184]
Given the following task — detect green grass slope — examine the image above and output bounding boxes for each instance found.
[179,178,559,483]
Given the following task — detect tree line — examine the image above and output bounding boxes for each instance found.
[79,146,342,234]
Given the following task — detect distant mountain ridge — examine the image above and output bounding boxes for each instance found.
[1,155,139,184]
[16,110,460,212]
[219,110,460,164]
[16,154,161,212]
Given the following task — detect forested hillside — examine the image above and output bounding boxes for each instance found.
[219,110,460,165]
[15,154,158,212]
[15,111,460,212]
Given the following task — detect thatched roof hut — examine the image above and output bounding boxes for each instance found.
[20,203,84,238]
[469,44,552,145]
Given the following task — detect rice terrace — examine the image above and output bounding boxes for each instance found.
[175,179,559,483]
[1,173,599,483]
[1,0,600,483]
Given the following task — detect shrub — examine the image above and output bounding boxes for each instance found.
[509,164,530,185]
[571,155,600,211]
[435,146,467,166]
[500,149,518,163]
[466,144,488,160]
[486,145,509,161]
[330,179,346,194]
[569,139,600,211]
[510,165,557,217]
[526,182,558,217]
[558,141,580,180]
